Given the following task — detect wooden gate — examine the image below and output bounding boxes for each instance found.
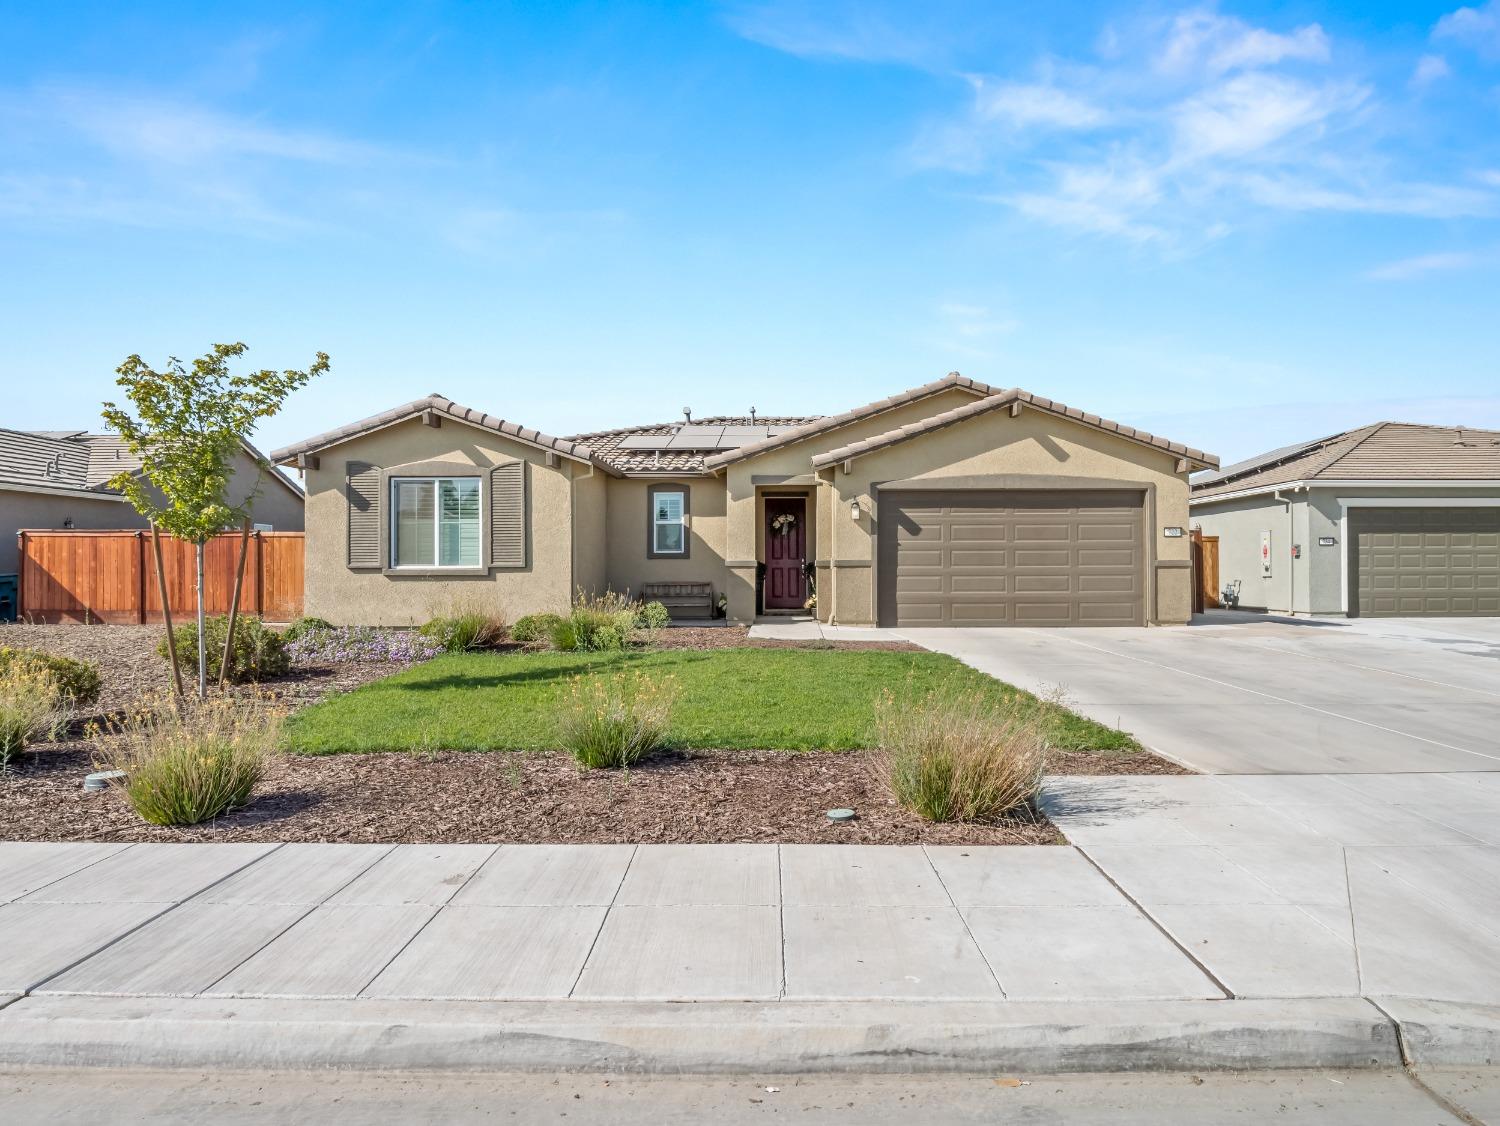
[17,530,304,624]
[1190,529,1220,614]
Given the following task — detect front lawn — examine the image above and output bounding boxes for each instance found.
[284,647,1139,755]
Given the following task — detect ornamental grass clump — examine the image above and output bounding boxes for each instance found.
[558,671,678,769]
[100,696,278,826]
[875,689,1047,823]
[0,664,71,767]
[552,591,640,652]
[419,610,507,652]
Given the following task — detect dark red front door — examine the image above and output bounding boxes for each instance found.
[764,497,807,610]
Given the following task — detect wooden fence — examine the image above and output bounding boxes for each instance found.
[17,530,304,624]
[1191,528,1220,614]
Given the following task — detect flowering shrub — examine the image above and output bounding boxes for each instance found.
[287,625,445,665]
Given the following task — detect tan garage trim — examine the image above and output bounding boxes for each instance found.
[876,488,1148,627]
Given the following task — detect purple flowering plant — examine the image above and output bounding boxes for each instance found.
[287,625,445,666]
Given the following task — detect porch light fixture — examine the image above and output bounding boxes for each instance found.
[849,500,861,521]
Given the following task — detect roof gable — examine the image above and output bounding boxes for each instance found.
[701,372,997,471]
[270,394,615,475]
[809,389,1219,471]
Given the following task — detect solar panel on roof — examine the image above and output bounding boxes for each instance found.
[615,433,672,449]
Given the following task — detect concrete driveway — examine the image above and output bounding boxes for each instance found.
[898,612,1500,775]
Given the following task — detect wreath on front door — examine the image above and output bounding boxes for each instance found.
[770,512,798,535]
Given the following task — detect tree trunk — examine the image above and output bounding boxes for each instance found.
[151,524,184,699]
[220,520,252,688]
[195,540,207,699]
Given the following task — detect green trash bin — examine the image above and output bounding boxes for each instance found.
[0,573,16,622]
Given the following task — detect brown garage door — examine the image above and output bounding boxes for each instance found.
[877,489,1145,627]
[1352,507,1500,617]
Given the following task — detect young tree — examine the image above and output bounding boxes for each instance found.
[102,343,329,697]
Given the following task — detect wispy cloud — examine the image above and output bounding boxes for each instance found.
[970,80,1107,130]
[49,91,389,166]
[1434,0,1500,59]
[1154,9,1330,76]
[1411,53,1452,87]
[721,0,948,66]
[1365,250,1485,280]
[908,9,1497,248]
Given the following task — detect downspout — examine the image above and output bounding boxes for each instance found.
[1273,488,1293,615]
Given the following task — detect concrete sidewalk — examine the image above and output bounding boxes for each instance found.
[2,768,1498,1074]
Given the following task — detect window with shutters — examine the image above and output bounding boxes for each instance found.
[390,477,481,568]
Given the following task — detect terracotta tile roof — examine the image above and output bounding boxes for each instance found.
[573,416,818,475]
[809,389,1219,471]
[270,394,614,474]
[1191,422,1500,499]
[702,372,997,471]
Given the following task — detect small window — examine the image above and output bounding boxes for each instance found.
[391,477,481,568]
[652,489,686,555]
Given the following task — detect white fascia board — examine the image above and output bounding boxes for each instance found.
[1193,479,1500,506]
[1337,495,1500,507]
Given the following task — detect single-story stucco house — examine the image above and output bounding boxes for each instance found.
[270,373,1219,628]
[0,428,304,575]
[1191,422,1500,617]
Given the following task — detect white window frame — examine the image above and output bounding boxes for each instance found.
[390,476,483,569]
[652,488,687,555]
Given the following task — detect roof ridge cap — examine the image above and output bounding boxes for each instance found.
[1307,422,1386,478]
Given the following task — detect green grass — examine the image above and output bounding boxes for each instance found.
[284,648,1140,756]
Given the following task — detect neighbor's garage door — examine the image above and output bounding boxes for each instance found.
[877,489,1145,627]
[1352,507,1500,616]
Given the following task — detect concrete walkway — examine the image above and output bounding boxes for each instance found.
[777,613,1500,774]
[2,768,1498,1073]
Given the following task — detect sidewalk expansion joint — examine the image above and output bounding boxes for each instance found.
[1072,845,1234,1001]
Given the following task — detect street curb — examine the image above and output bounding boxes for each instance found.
[1373,998,1500,1068]
[0,995,1403,1074]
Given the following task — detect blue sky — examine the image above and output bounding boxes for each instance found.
[2,1,1498,464]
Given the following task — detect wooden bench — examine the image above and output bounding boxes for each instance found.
[639,581,714,621]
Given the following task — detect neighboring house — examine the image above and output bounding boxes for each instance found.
[1191,423,1500,618]
[0,428,305,574]
[272,373,1217,628]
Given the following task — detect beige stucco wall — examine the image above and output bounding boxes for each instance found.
[811,406,1195,626]
[604,476,728,599]
[300,416,577,626]
[722,386,981,622]
[571,468,609,600]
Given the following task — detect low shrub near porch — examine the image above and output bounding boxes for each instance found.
[284,648,1138,756]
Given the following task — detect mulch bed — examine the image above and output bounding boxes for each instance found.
[0,622,1186,845]
[0,746,1063,845]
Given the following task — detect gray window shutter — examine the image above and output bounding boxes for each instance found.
[346,461,381,568]
[491,461,526,567]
